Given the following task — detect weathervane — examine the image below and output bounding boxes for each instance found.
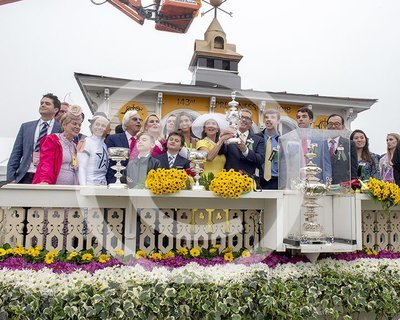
[201,0,232,18]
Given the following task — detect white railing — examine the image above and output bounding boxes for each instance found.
[0,185,398,255]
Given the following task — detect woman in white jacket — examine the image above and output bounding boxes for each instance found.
[77,112,110,185]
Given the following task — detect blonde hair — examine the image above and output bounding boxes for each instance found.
[60,105,83,128]
[386,133,400,162]
[141,113,164,141]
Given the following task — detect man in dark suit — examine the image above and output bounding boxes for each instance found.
[7,93,61,184]
[221,108,265,177]
[105,110,142,183]
[155,131,190,169]
[393,141,400,186]
[326,114,358,184]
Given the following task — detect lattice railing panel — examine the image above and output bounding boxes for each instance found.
[362,210,400,251]
[137,208,262,254]
[0,207,125,254]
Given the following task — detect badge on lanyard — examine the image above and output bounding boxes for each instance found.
[32,152,40,166]
[72,153,78,168]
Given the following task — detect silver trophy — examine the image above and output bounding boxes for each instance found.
[225,91,242,144]
[189,150,207,191]
[297,143,331,242]
[108,147,129,189]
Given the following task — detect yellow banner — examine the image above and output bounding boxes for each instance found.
[314,115,329,129]
[118,101,148,124]
[162,95,209,117]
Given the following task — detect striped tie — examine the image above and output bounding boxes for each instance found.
[168,155,175,168]
[34,122,49,152]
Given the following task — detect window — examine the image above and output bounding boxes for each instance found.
[214,36,224,49]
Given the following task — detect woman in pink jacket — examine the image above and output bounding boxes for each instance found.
[33,105,83,185]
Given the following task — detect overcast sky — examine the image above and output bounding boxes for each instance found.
[1,0,399,155]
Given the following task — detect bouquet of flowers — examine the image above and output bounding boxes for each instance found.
[145,168,188,195]
[365,178,400,211]
[209,169,253,199]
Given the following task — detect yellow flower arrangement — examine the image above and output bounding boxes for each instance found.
[0,248,6,257]
[190,247,201,257]
[224,252,234,262]
[177,247,188,256]
[149,252,162,261]
[145,168,188,195]
[98,254,110,263]
[163,251,175,259]
[241,249,251,258]
[81,253,94,262]
[135,250,147,259]
[67,251,79,261]
[12,244,27,256]
[366,178,400,211]
[209,169,253,199]
[27,247,40,258]
[44,250,58,264]
[114,248,125,257]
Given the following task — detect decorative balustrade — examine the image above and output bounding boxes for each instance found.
[0,185,399,254]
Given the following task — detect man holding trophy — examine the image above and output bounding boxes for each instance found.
[221,101,265,177]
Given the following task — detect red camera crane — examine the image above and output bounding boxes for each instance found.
[0,0,202,34]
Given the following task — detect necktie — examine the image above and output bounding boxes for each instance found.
[329,139,336,157]
[264,137,272,181]
[129,137,136,159]
[240,133,246,143]
[168,155,175,168]
[34,122,49,152]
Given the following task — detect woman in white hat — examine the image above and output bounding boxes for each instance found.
[192,113,231,175]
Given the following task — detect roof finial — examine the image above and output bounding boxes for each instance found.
[201,0,232,18]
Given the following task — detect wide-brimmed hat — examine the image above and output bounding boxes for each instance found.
[191,113,229,139]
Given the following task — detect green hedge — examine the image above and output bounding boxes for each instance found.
[1,266,400,319]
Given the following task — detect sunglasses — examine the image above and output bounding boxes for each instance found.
[130,117,142,123]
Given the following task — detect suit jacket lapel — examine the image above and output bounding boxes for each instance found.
[51,121,61,133]
[121,133,129,148]
[28,120,39,147]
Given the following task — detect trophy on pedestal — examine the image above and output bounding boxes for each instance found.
[189,150,207,191]
[298,143,331,242]
[225,91,242,144]
[108,147,129,189]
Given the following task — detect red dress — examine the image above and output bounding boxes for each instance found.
[32,134,63,184]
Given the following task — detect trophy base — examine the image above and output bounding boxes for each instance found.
[225,137,241,145]
[192,185,204,191]
[108,183,128,189]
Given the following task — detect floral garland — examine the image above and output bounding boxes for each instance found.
[365,178,400,211]
[209,169,253,198]
[145,168,188,194]
[135,245,251,263]
[0,244,123,270]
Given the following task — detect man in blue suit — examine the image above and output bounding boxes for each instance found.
[7,93,62,184]
[105,110,142,183]
[221,108,265,177]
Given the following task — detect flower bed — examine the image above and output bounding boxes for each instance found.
[1,249,400,319]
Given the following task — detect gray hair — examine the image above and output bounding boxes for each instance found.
[122,110,139,131]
